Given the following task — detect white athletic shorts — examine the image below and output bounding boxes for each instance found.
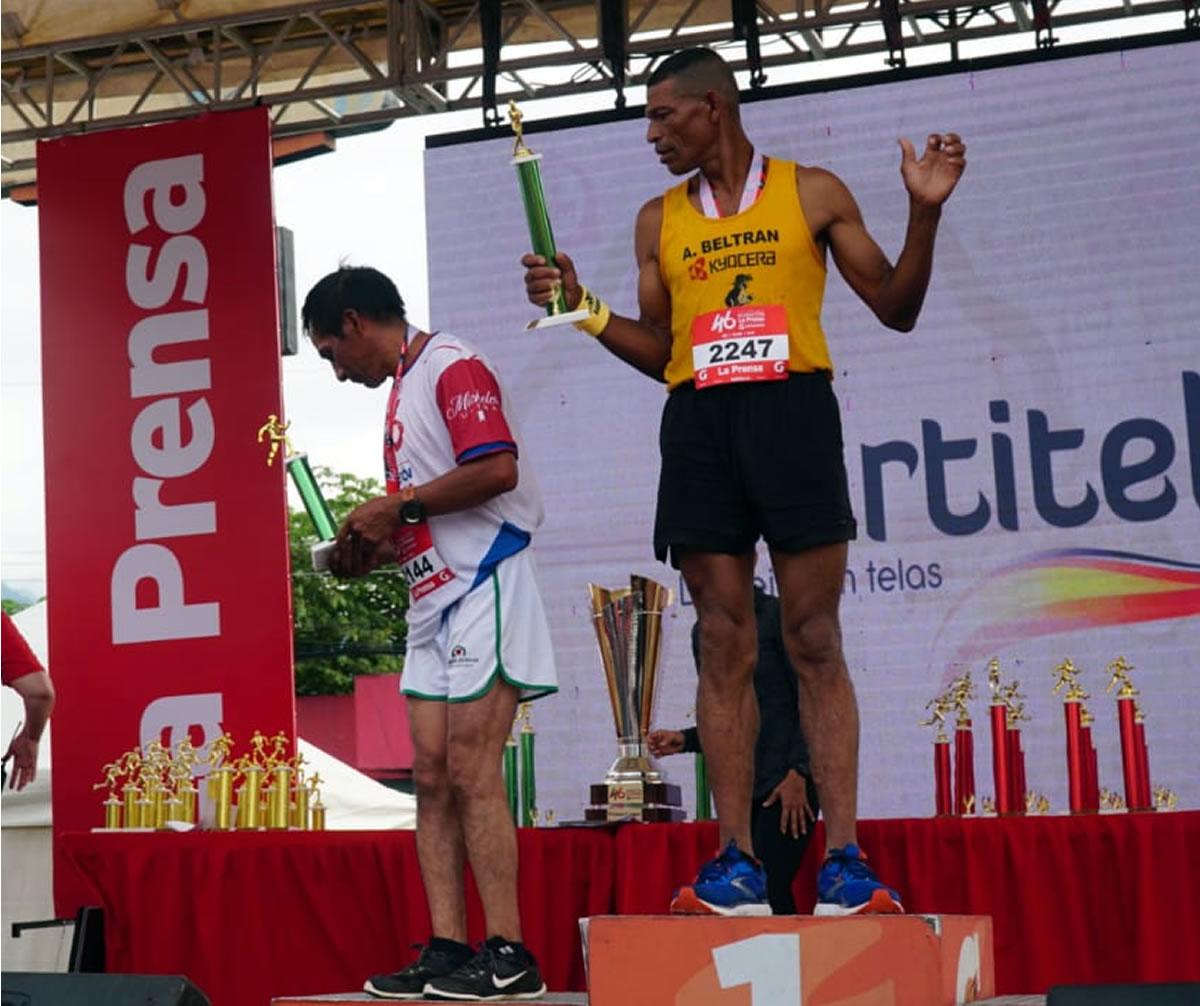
[401,548,558,703]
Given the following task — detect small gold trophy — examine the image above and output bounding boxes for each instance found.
[205,733,236,831]
[94,761,123,830]
[585,576,684,822]
[309,772,327,831]
[260,413,338,572]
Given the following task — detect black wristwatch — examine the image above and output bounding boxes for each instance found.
[398,488,426,525]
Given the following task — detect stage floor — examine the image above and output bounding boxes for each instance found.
[272,995,1046,1005]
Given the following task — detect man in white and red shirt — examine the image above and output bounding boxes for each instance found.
[303,266,555,1002]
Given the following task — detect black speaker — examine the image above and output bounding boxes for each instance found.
[1,973,210,1006]
[1048,983,1200,1005]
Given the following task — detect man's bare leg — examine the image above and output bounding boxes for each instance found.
[770,542,859,852]
[447,678,522,940]
[680,550,759,856]
[408,697,469,942]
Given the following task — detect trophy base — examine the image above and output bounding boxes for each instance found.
[310,540,335,572]
[586,781,685,823]
[526,309,589,331]
[584,805,686,823]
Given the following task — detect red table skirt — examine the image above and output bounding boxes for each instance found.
[61,811,1200,1006]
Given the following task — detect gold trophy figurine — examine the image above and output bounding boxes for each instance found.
[1105,656,1139,698]
[265,732,293,831]
[1153,786,1178,811]
[94,761,123,829]
[921,692,953,815]
[203,732,236,830]
[920,694,952,742]
[308,773,327,831]
[292,756,310,830]
[173,739,200,825]
[1053,657,1088,702]
[257,414,293,467]
[120,749,149,829]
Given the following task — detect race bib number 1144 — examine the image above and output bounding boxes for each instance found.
[691,305,789,389]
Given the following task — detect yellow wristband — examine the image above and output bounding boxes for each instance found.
[573,285,611,338]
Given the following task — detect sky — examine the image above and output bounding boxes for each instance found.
[0,13,1178,600]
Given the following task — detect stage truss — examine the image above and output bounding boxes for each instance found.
[1,0,1195,189]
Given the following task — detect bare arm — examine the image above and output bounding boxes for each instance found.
[808,133,966,332]
[9,671,54,742]
[522,197,673,380]
[331,451,518,578]
[5,671,55,790]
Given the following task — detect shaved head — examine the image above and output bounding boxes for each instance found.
[647,47,740,108]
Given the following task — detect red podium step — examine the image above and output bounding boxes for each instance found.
[272,995,589,1004]
[582,914,994,1006]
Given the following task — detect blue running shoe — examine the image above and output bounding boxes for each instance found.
[815,844,904,916]
[670,839,771,916]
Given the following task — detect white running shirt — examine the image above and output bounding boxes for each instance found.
[384,331,543,646]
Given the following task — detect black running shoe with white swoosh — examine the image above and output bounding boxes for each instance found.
[423,937,546,1001]
[364,940,473,1000]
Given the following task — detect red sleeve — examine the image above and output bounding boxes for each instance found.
[2,612,44,685]
[434,357,517,463]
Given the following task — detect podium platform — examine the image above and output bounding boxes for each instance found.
[272,999,1040,1006]
[272,996,589,1004]
[582,913,994,1006]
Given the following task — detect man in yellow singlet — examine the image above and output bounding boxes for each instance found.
[522,46,966,916]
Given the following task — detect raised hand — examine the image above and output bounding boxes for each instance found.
[898,133,966,208]
[521,251,582,312]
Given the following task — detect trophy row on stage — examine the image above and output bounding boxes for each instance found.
[95,731,327,832]
[923,656,1177,816]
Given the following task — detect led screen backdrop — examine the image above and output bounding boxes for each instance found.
[424,42,1199,822]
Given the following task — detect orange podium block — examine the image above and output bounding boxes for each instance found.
[582,914,994,1006]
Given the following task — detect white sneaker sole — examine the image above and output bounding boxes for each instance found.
[814,889,905,917]
[671,886,772,916]
[362,978,426,999]
[422,981,547,1001]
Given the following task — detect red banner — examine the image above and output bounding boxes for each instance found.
[37,108,295,913]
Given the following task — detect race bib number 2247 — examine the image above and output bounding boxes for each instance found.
[691,305,789,389]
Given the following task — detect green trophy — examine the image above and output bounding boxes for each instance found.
[259,415,337,571]
[510,100,588,331]
[518,703,536,827]
[503,728,519,821]
[694,751,712,821]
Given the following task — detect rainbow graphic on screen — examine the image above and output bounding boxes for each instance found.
[934,548,1200,677]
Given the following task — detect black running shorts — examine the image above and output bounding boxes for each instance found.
[653,372,857,566]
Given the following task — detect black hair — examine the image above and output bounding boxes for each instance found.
[647,47,739,105]
[301,265,407,338]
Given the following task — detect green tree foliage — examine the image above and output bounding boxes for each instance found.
[290,468,408,696]
[2,598,30,616]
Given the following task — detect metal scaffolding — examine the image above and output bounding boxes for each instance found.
[0,0,1192,188]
